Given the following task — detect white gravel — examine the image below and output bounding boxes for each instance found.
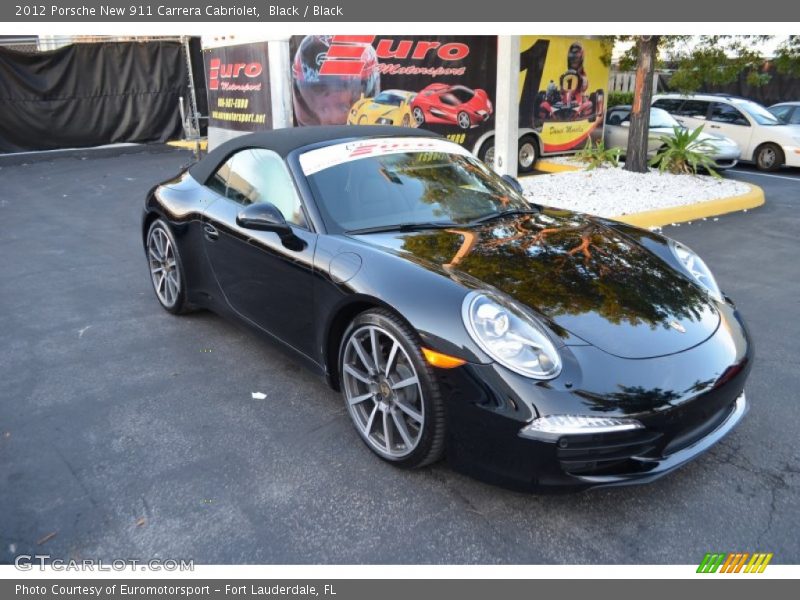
[521,165,750,218]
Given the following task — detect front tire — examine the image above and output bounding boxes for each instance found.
[146,219,189,314]
[412,106,425,126]
[339,309,445,468]
[755,143,784,172]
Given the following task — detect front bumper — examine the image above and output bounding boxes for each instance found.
[439,302,752,492]
[569,392,746,488]
[782,145,800,168]
[710,147,740,169]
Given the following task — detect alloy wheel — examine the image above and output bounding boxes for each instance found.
[518,142,536,169]
[342,325,425,459]
[148,227,180,308]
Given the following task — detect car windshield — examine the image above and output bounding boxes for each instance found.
[734,100,781,125]
[301,140,531,233]
[374,92,405,107]
[649,107,679,129]
[448,87,475,103]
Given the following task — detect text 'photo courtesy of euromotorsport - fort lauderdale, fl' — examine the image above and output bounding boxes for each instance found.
[0,0,799,596]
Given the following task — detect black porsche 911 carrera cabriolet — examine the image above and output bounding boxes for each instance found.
[142,125,752,491]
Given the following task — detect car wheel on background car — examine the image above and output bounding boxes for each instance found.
[339,309,445,469]
[401,114,411,127]
[755,143,784,172]
[518,135,538,173]
[457,111,472,129]
[478,138,495,167]
[412,107,425,125]
[146,219,189,315]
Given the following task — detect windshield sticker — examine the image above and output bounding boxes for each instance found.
[299,136,472,175]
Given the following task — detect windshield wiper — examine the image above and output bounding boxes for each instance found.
[345,221,457,235]
[468,207,539,226]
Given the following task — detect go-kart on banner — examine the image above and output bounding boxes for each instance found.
[2,0,796,21]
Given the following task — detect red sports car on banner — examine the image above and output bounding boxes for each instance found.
[410,83,493,129]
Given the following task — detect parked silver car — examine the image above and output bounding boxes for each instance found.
[603,106,741,169]
[768,102,800,127]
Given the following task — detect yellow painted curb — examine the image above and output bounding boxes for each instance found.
[532,159,584,173]
[616,182,765,228]
[167,139,208,151]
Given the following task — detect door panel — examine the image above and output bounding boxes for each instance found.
[708,102,753,157]
[203,197,318,360]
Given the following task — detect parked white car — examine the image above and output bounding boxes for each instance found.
[603,105,740,169]
[653,93,800,171]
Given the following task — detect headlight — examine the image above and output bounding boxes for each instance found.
[668,240,722,301]
[462,291,561,379]
[520,414,643,438]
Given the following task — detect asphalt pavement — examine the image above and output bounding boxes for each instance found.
[0,148,798,564]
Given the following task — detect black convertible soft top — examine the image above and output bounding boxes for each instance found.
[188,125,441,184]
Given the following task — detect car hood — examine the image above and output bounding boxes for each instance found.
[354,209,720,359]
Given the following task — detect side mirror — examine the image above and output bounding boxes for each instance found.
[621,121,631,128]
[236,202,305,250]
[501,174,524,195]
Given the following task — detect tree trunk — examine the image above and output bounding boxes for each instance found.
[625,36,660,173]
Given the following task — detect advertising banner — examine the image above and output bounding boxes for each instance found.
[519,36,610,153]
[204,42,272,131]
[289,35,498,151]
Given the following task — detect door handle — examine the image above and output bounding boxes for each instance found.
[204,224,219,241]
[710,124,721,129]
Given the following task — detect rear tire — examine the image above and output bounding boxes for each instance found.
[478,138,495,167]
[755,143,784,172]
[338,309,445,469]
[518,135,539,173]
[146,219,190,315]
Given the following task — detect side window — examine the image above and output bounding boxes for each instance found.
[224,149,307,228]
[207,157,233,197]
[675,100,710,118]
[769,105,793,122]
[606,109,629,125]
[710,103,749,126]
[791,108,800,125]
[653,98,684,113]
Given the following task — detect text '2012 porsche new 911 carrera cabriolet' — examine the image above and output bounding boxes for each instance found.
[143,125,752,491]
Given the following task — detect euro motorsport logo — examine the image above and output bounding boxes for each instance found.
[697,552,774,573]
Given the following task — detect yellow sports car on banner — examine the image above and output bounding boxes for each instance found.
[347,90,417,127]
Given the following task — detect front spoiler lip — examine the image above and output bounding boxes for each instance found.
[575,392,748,489]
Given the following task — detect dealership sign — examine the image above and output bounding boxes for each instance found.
[204,42,272,131]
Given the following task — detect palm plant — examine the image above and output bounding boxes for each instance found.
[575,139,622,170]
[649,125,721,178]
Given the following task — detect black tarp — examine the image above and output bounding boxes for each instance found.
[0,41,189,152]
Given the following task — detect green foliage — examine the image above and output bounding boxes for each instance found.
[667,37,770,93]
[773,35,800,77]
[608,92,634,107]
[648,125,721,178]
[575,139,621,170]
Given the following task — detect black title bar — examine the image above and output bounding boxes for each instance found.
[3,0,799,22]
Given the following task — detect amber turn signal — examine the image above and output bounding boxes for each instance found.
[421,347,466,369]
